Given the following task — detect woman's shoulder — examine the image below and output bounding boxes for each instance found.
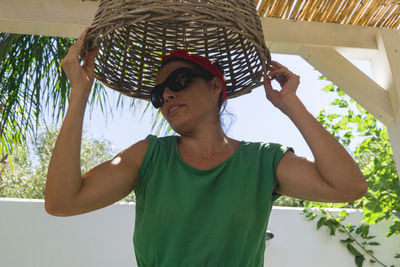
[237,138,270,147]
[121,138,151,167]
[127,134,175,154]
[145,134,176,142]
[130,135,179,157]
[238,139,292,153]
[226,137,241,148]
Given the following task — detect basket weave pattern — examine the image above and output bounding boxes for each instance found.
[83,0,271,100]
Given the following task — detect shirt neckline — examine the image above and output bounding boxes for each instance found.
[173,135,244,173]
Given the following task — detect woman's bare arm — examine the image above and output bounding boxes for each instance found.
[46,138,148,217]
[45,28,148,216]
[264,61,367,202]
[275,97,367,202]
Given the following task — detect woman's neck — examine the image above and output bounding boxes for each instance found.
[177,124,236,158]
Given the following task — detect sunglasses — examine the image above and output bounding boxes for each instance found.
[151,67,212,108]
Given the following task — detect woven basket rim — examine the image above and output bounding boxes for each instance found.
[83,0,271,101]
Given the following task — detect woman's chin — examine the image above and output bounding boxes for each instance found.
[169,122,186,134]
[169,120,193,135]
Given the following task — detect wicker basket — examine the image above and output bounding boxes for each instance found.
[82,0,271,101]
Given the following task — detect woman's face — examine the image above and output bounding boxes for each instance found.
[155,61,221,134]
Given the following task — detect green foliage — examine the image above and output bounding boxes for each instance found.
[273,195,305,207]
[303,207,387,266]
[0,125,135,202]
[0,33,175,204]
[303,78,400,266]
[0,33,110,156]
[0,33,173,160]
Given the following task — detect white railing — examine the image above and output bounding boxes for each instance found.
[0,198,398,267]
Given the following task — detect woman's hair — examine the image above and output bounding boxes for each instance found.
[158,57,228,121]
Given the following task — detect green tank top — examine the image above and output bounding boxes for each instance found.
[133,135,293,267]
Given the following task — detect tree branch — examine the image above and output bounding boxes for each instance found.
[326,210,388,267]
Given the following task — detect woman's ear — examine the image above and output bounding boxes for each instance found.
[210,77,223,97]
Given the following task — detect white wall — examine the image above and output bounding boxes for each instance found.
[0,198,398,267]
[266,207,399,267]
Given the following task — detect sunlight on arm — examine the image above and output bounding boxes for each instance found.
[111,156,122,165]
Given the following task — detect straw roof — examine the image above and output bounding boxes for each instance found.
[256,0,400,29]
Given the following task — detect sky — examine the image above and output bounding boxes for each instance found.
[78,53,373,160]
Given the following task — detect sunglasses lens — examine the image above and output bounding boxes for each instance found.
[168,70,192,92]
[151,85,164,108]
[151,68,207,108]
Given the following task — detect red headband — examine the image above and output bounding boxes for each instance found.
[161,49,227,101]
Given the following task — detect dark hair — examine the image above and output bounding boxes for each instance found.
[158,58,227,117]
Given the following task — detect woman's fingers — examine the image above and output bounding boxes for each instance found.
[264,61,302,113]
[263,74,272,92]
[268,69,291,79]
[266,61,300,94]
[61,28,90,67]
[61,27,93,71]
[273,75,289,87]
[69,27,90,55]
[263,74,278,101]
[270,60,288,69]
[59,27,97,91]
[268,69,291,86]
[268,63,299,82]
[83,47,99,69]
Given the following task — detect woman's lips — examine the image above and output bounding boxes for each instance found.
[168,105,185,115]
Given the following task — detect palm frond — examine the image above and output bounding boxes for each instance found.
[0,33,168,157]
[0,34,109,155]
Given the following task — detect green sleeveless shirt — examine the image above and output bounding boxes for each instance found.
[133,135,293,267]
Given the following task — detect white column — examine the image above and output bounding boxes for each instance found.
[370,30,400,179]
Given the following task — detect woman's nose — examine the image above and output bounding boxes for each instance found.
[163,87,176,102]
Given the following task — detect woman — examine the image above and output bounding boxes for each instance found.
[45,28,367,266]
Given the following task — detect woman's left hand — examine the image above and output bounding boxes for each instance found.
[263,61,301,115]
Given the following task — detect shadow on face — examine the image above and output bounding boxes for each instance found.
[155,61,194,85]
[154,61,222,134]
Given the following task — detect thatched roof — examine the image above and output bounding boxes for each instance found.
[256,0,400,29]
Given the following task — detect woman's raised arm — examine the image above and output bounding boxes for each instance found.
[45,28,147,216]
[264,61,368,202]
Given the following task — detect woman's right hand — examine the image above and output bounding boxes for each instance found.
[60,27,99,97]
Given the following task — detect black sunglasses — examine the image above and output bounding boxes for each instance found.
[151,67,212,108]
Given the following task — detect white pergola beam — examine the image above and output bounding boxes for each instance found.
[0,0,389,55]
[0,0,97,38]
[261,17,380,60]
[298,46,394,125]
[371,31,400,175]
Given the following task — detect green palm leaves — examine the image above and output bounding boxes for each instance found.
[0,33,106,155]
[0,33,172,158]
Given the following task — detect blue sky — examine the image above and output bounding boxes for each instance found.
[80,53,372,159]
